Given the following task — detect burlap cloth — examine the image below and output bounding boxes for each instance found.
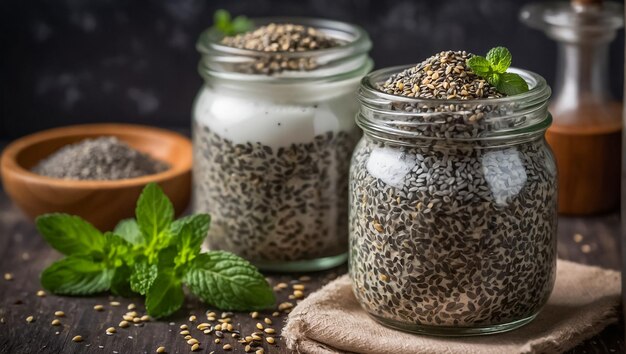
[283,260,621,354]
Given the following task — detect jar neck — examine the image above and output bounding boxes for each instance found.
[356,67,552,146]
[196,17,372,87]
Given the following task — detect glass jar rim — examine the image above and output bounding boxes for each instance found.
[357,66,552,143]
[196,17,372,83]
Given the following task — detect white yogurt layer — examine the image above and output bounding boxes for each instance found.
[193,84,359,148]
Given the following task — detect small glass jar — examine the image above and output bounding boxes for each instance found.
[193,18,373,272]
[349,66,557,336]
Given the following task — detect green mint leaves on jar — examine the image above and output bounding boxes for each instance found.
[36,183,275,318]
[212,9,253,36]
[466,46,529,96]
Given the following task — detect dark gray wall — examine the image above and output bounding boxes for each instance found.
[1,0,624,139]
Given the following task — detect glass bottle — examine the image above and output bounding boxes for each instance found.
[521,0,624,215]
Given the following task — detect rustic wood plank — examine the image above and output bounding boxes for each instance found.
[0,186,622,354]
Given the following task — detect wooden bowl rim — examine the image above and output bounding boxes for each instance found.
[1,123,192,189]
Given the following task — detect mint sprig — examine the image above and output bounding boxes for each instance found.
[466,46,529,96]
[213,9,253,36]
[36,183,275,318]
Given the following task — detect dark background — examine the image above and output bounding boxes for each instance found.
[1,0,624,140]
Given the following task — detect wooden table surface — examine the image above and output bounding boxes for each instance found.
[0,187,623,354]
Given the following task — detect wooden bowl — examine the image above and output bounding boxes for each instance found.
[0,124,192,231]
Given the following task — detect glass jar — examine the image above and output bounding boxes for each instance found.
[193,18,373,272]
[349,66,557,336]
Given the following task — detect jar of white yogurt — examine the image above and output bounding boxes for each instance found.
[192,18,372,271]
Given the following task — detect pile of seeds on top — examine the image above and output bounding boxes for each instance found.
[370,51,525,139]
[379,51,504,99]
[220,23,341,74]
[32,136,169,180]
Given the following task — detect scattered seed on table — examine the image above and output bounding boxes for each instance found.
[223,344,232,351]
[156,347,166,353]
[141,315,150,322]
[251,334,263,341]
[72,335,83,342]
[4,273,13,281]
[264,328,275,334]
[196,323,209,330]
[110,301,120,306]
[256,349,265,354]
[188,315,197,322]
[214,324,222,331]
[54,311,65,317]
[51,319,61,326]
[255,323,264,330]
[264,318,272,325]
[203,329,212,334]
[299,276,311,282]
[214,338,221,344]
[187,338,198,345]
[250,312,259,319]
[191,343,200,352]
[276,283,288,290]
[26,316,34,323]
[184,335,192,340]
[293,284,305,291]
[127,303,136,310]
[293,290,304,299]
[36,290,46,297]
[266,337,276,344]
[180,330,190,335]
[106,327,116,335]
[215,331,223,338]
[581,244,592,253]
[272,312,280,317]
[119,321,130,328]
[93,305,104,311]
[245,344,252,352]
[573,233,584,243]
[133,318,142,324]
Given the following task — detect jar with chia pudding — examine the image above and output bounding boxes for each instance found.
[349,51,557,335]
[193,19,372,271]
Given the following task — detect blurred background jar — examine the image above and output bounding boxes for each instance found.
[521,0,624,215]
[192,18,373,271]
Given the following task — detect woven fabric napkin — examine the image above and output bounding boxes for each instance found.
[283,260,621,354]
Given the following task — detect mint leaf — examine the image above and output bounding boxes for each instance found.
[496,73,529,96]
[231,16,253,34]
[214,9,231,31]
[110,265,134,297]
[486,46,512,73]
[466,56,492,77]
[184,252,275,311]
[136,183,174,258]
[114,219,142,245]
[170,214,211,245]
[130,260,158,295]
[41,256,113,295]
[103,232,133,267]
[145,270,184,318]
[36,214,105,257]
[213,9,253,36]
[173,224,200,269]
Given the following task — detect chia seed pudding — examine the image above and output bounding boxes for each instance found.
[193,18,372,271]
[349,51,557,335]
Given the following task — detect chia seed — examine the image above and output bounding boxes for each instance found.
[31,136,169,180]
[193,122,360,263]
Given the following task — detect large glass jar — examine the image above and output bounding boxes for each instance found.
[193,18,373,272]
[349,66,557,335]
